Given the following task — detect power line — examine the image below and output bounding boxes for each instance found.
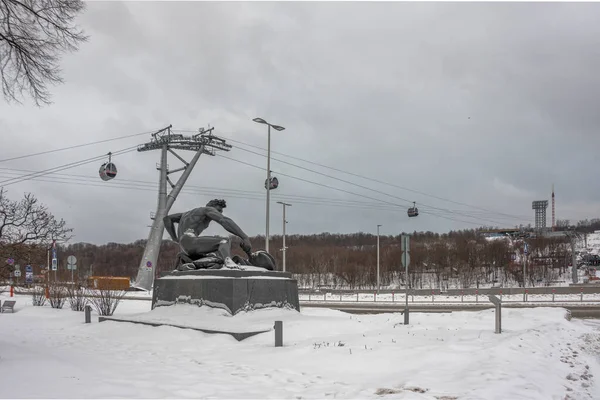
[0,129,156,164]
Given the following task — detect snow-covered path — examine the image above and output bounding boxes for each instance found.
[1,294,600,399]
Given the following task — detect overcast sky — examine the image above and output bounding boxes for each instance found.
[1,1,599,245]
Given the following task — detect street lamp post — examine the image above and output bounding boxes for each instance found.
[253,117,285,253]
[277,201,292,272]
[377,224,382,292]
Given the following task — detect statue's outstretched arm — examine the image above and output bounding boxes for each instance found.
[163,213,182,242]
[206,209,249,240]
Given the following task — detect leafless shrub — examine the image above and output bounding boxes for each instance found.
[31,285,47,306]
[48,283,66,309]
[65,284,87,311]
[87,289,125,316]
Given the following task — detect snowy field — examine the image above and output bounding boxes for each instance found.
[1,293,600,399]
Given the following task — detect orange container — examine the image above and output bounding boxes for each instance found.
[87,276,130,290]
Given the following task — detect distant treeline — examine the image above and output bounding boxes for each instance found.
[5,218,600,289]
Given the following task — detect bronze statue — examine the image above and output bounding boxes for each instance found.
[163,199,276,271]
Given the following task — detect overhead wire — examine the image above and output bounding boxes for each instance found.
[0,167,416,210]
[224,144,524,226]
[0,146,137,187]
[215,154,503,227]
[0,125,530,228]
[0,172,419,213]
[177,130,532,222]
[0,129,155,164]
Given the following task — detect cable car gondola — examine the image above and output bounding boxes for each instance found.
[99,152,118,181]
[265,176,279,190]
[407,201,419,218]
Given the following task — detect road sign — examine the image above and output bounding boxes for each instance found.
[401,251,411,268]
[524,243,529,255]
[14,270,21,277]
[25,271,33,283]
[14,264,20,271]
[67,264,77,270]
[25,265,32,273]
[67,255,77,265]
[6,258,14,265]
[51,258,57,271]
[401,235,410,252]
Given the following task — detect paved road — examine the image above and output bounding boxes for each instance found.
[300,301,600,318]
[300,285,600,296]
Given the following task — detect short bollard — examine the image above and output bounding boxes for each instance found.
[85,305,92,324]
[274,321,283,347]
[488,295,502,334]
[403,307,410,325]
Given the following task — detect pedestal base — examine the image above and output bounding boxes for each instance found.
[152,269,300,315]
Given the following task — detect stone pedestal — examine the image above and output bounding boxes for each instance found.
[152,269,300,315]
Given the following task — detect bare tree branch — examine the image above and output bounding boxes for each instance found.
[0,0,88,106]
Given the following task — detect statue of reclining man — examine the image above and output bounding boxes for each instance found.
[163,199,276,271]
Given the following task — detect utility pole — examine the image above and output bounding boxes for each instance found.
[523,242,528,288]
[377,224,382,292]
[277,202,291,272]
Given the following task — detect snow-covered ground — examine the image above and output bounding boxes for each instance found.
[578,231,600,256]
[1,293,600,399]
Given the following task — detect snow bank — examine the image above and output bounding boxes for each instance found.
[0,293,599,399]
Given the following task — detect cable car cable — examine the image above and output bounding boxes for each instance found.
[0,166,439,211]
[223,146,517,226]
[215,154,508,227]
[0,146,136,187]
[178,129,530,221]
[229,140,531,222]
[0,129,155,164]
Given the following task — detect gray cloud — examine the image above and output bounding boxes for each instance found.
[1,1,599,245]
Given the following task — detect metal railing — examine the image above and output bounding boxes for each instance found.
[299,288,600,304]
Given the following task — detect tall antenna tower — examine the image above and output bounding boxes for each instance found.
[134,125,232,291]
[532,200,549,232]
[552,184,555,231]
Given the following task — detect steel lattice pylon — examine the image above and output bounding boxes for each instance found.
[134,125,231,291]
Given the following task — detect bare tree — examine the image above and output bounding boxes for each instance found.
[0,0,88,105]
[0,189,72,278]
